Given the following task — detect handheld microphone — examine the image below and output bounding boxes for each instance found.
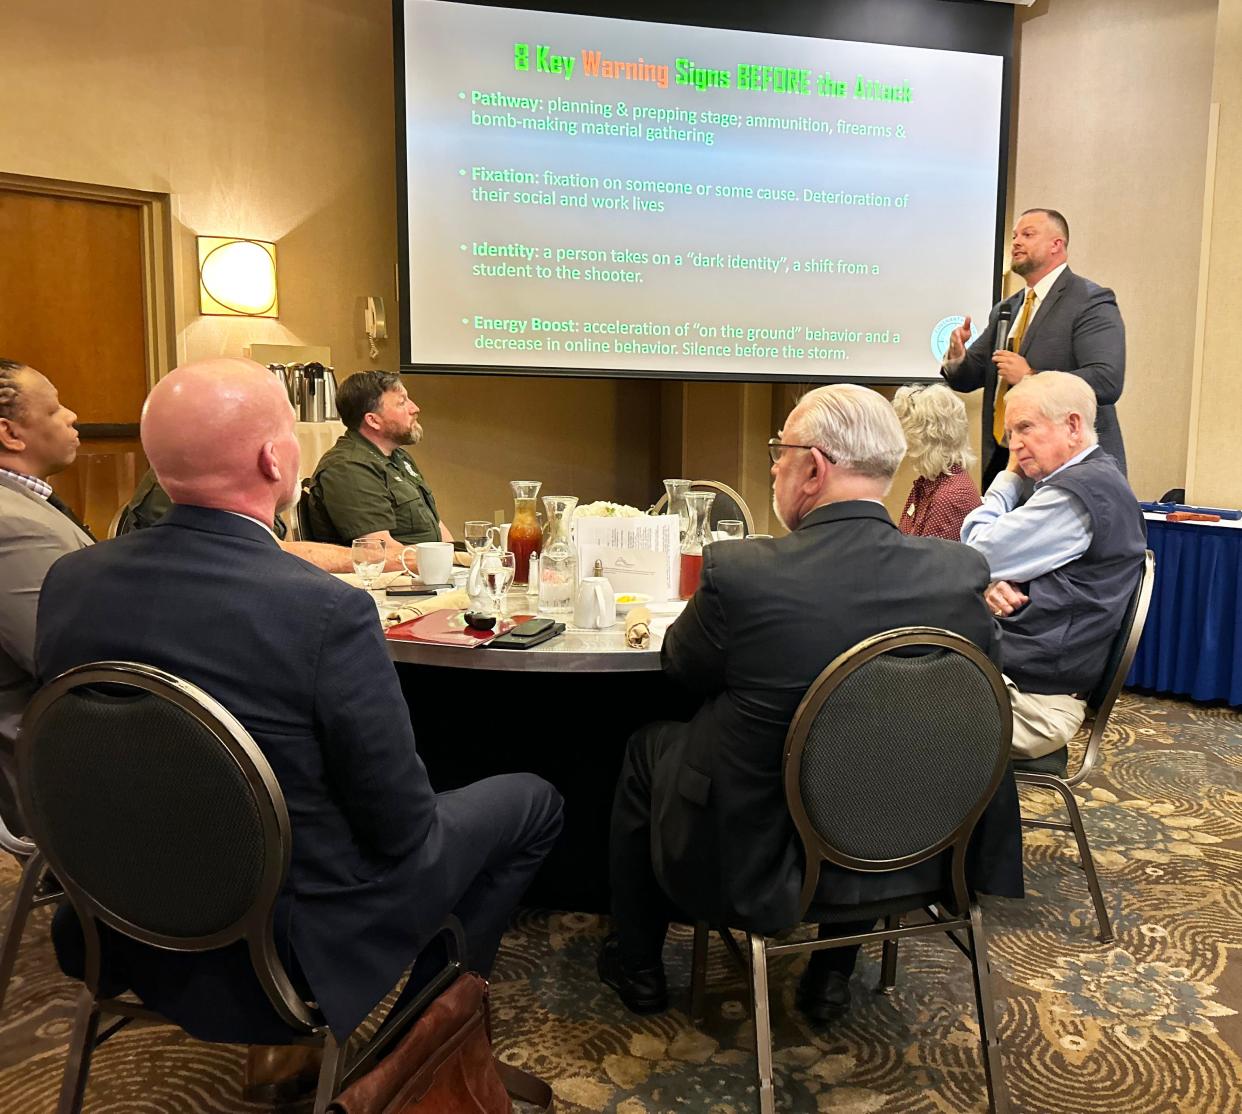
[994,303,1014,352]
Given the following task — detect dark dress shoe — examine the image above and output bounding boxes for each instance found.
[597,934,668,1015]
[243,1044,323,1105]
[795,964,852,1025]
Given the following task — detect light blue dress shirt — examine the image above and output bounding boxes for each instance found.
[960,446,1097,583]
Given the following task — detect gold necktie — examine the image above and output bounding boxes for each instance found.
[993,288,1037,446]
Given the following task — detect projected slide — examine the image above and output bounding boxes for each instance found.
[402,0,1003,381]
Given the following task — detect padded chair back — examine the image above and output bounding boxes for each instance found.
[652,480,756,535]
[298,478,328,543]
[784,627,1011,914]
[18,662,316,1029]
[1086,549,1156,714]
[1070,549,1155,783]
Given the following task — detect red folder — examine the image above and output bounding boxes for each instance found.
[385,610,515,647]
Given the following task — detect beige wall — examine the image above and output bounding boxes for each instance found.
[1187,0,1242,505]
[1013,0,1218,502]
[0,0,661,529]
[404,371,660,529]
[1,0,399,371]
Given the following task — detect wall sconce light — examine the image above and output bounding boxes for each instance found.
[197,236,279,317]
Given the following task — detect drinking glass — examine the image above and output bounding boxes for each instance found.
[717,519,744,541]
[481,550,516,618]
[350,538,386,591]
[463,520,495,556]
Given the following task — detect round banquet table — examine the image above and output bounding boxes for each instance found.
[371,591,697,913]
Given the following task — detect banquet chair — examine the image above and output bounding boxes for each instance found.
[689,628,1014,1114]
[106,502,130,539]
[17,661,461,1114]
[652,479,756,535]
[0,803,62,1018]
[297,478,324,543]
[1012,549,1156,943]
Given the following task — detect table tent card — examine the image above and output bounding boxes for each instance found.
[575,515,680,602]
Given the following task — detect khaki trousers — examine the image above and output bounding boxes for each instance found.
[1003,675,1087,760]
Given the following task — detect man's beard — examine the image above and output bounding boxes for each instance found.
[771,491,793,532]
[1012,253,1040,277]
[392,421,423,446]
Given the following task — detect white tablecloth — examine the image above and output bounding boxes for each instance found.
[295,420,345,479]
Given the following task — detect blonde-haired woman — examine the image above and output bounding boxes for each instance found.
[892,384,981,540]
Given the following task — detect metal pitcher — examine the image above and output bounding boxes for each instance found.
[322,366,339,421]
[300,363,326,422]
[285,362,306,413]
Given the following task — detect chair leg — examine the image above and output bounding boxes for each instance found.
[690,921,709,1025]
[966,904,1011,1114]
[748,933,776,1114]
[57,986,101,1114]
[1051,780,1114,943]
[313,1032,347,1114]
[0,853,46,1017]
[878,914,900,994]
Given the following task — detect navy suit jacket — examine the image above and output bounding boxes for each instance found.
[36,506,453,1040]
[651,502,1024,935]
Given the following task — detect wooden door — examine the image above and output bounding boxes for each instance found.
[0,187,153,534]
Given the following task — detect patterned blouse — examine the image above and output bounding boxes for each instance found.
[897,466,982,541]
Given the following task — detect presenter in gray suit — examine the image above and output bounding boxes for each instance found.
[942,208,1126,487]
[0,359,91,828]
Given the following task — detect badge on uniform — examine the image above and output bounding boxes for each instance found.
[404,461,418,479]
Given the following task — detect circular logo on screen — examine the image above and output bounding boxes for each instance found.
[930,316,975,362]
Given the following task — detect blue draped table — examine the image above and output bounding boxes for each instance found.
[1127,513,1242,705]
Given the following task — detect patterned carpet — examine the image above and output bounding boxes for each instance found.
[0,692,1239,1113]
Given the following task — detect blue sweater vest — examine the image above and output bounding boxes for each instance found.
[1001,449,1146,695]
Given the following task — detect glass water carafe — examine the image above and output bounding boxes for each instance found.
[678,490,716,600]
[538,495,578,616]
[508,480,542,585]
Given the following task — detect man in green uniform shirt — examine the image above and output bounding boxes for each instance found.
[305,371,452,552]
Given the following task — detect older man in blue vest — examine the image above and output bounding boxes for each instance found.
[961,371,1145,761]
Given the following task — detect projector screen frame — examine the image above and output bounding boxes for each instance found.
[393,0,1014,385]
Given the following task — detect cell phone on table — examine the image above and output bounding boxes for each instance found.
[508,618,556,638]
[488,617,563,649]
[385,586,440,597]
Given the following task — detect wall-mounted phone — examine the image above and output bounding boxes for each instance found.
[364,296,387,358]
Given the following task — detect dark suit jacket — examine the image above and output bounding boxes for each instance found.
[650,502,1023,935]
[36,506,455,1040]
[943,267,1126,472]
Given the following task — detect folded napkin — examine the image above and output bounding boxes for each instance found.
[625,606,653,649]
[381,589,471,626]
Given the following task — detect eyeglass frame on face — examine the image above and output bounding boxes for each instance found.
[767,438,836,466]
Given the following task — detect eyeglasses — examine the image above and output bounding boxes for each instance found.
[767,438,835,465]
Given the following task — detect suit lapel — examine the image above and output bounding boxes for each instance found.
[1019,268,1071,356]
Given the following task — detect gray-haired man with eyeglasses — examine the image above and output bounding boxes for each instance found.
[600,383,1024,1028]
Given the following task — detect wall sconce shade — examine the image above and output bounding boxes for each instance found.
[197,236,279,317]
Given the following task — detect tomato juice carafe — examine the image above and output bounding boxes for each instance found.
[678,490,716,600]
[508,480,542,585]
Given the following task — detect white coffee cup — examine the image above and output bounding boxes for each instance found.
[402,541,454,584]
[574,576,617,629]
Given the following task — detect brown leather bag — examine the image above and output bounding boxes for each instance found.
[328,973,553,1114]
